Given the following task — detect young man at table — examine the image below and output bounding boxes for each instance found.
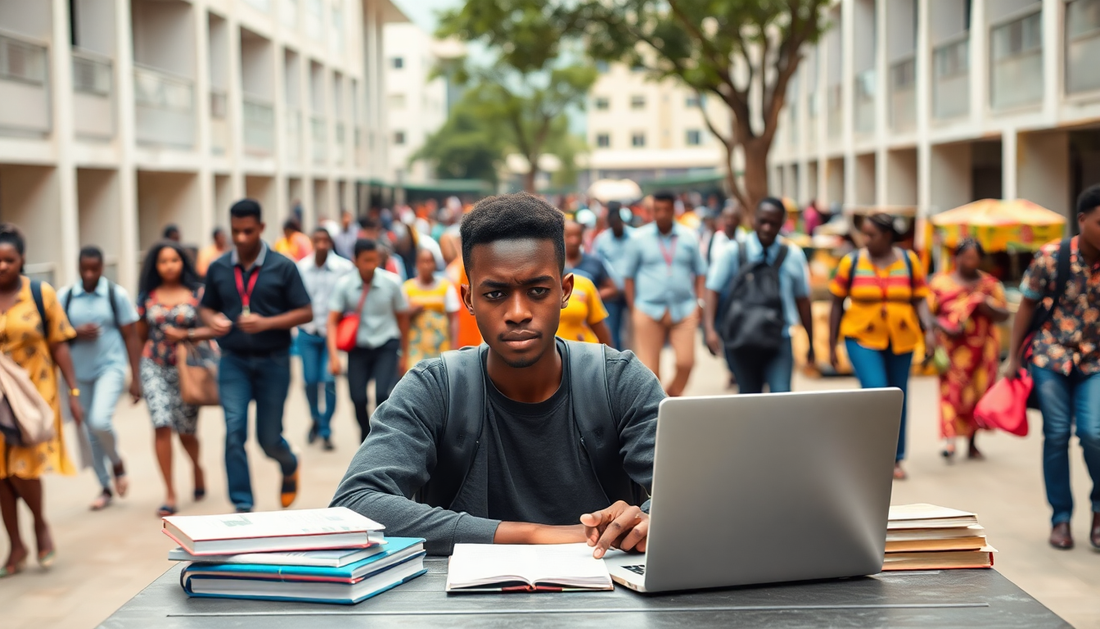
[201,199,313,513]
[331,193,663,557]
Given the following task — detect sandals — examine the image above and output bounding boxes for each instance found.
[113,462,129,498]
[37,549,56,569]
[893,463,908,480]
[0,557,27,578]
[157,504,178,517]
[193,487,206,502]
[90,489,113,511]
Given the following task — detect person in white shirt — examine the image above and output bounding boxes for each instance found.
[296,227,354,450]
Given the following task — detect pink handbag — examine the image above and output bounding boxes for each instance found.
[974,370,1031,437]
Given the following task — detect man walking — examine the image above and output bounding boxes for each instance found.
[201,199,313,512]
[703,198,815,394]
[622,191,708,397]
[297,226,354,451]
[60,246,143,510]
[592,203,632,349]
[334,210,359,260]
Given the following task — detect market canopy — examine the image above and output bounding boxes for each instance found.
[930,199,1067,252]
[588,178,643,203]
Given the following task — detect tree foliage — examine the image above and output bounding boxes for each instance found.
[411,89,508,185]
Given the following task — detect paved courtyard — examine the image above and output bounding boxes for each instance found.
[2,345,1098,628]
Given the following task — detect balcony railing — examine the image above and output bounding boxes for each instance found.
[133,64,194,147]
[243,96,275,155]
[72,50,114,140]
[311,115,326,164]
[209,90,228,155]
[853,70,875,136]
[990,11,1043,111]
[826,84,842,140]
[334,122,345,165]
[0,31,50,136]
[932,36,970,120]
[889,56,916,133]
[1066,0,1100,94]
[286,109,301,163]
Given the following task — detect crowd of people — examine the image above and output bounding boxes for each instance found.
[1,182,1098,577]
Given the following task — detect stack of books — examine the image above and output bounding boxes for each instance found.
[883,503,995,571]
[163,507,426,604]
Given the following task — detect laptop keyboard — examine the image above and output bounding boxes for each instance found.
[622,564,646,575]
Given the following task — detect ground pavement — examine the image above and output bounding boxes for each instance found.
[2,342,1098,628]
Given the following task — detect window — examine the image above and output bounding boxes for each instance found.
[596,133,611,148]
[631,132,646,148]
[685,95,701,108]
[594,97,610,110]
[686,129,702,146]
[391,57,404,69]
[393,131,405,145]
[389,93,406,110]
[630,95,645,110]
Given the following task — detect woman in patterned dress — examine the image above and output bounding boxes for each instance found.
[929,239,1009,461]
[136,241,217,517]
[402,248,460,366]
[0,224,83,577]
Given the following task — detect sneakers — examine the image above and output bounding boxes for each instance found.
[280,463,300,509]
[322,437,334,451]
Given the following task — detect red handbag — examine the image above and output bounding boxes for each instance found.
[335,285,370,352]
[974,370,1031,437]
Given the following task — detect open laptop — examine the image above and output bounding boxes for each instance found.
[604,388,902,593]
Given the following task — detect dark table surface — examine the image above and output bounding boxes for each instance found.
[99,559,1070,628]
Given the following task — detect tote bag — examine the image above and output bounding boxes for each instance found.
[0,352,55,447]
[176,341,221,407]
[336,285,370,352]
[974,370,1031,437]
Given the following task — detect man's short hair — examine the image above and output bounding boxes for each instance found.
[652,191,676,204]
[79,245,104,262]
[212,227,225,239]
[758,196,788,218]
[460,193,565,274]
[230,199,263,221]
[1077,184,1100,216]
[354,238,378,258]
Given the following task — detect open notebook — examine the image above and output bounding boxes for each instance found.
[446,543,613,592]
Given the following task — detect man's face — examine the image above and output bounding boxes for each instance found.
[312,230,333,256]
[754,205,786,248]
[654,200,675,232]
[462,239,571,369]
[564,222,583,259]
[341,212,353,229]
[1079,208,1100,252]
[79,256,103,287]
[214,231,227,248]
[230,216,264,253]
[355,250,380,276]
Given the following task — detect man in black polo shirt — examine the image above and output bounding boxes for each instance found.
[200,199,313,512]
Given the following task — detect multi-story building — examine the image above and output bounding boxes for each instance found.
[0,0,408,294]
[383,22,451,186]
[769,0,1100,225]
[586,62,732,184]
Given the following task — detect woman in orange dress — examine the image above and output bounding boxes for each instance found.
[929,239,1009,461]
[0,225,83,577]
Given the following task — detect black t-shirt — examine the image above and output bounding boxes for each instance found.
[200,244,311,353]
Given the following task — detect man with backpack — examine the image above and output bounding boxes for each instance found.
[330,193,663,557]
[702,198,814,394]
[59,246,143,511]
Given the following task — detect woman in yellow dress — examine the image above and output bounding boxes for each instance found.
[0,225,83,577]
[403,248,460,366]
[557,273,613,345]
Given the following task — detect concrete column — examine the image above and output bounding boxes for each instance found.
[226,11,245,200]
[50,0,80,288]
[114,0,139,294]
[969,0,988,126]
[1040,0,1061,120]
[1002,128,1018,201]
[873,0,889,207]
[193,1,215,244]
[841,0,856,206]
[1018,130,1071,217]
[916,0,932,218]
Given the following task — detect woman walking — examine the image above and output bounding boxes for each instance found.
[136,241,214,516]
[929,239,1009,461]
[828,213,936,480]
[557,273,613,345]
[0,224,83,577]
[402,248,459,366]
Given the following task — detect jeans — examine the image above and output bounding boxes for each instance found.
[298,331,336,439]
[728,337,794,394]
[604,300,626,350]
[347,339,400,444]
[1031,366,1100,526]
[845,339,913,462]
[78,367,126,490]
[218,349,297,511]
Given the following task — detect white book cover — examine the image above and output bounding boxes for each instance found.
[163,507,385,555]
[167,540,386,567]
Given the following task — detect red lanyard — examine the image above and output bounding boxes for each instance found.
[658,235,678,272]
[234,266,261,315]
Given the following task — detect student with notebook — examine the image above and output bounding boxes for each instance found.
[331,193,663,556]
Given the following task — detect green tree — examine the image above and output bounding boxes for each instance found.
[437,4,597,193]
[411,90,507,185]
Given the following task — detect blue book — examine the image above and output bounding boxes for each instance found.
[183,537,424,583]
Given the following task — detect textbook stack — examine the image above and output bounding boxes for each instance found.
[883,503,996,571]
[162,507,426,604]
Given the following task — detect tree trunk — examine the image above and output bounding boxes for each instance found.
[740,138,772,216]
[523,167,538,193]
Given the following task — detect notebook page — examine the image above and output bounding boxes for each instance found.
[447,543,611,589]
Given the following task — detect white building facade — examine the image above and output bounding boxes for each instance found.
[382,22,449,186]
[0,0,408,294]
[586,62,732,184]
[769,0,1100,223]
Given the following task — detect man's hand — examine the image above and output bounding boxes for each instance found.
[128,379,143,404]
[580,500,649,559]
[924,329,937,360]
[704,329,722,357]
[236,313,269,334]
[397,355,407,377]
[329,354,343,376]
[1004,357,1023,380]
[74,323,100,342]
[209,313,233,337]
[68,395,84,426]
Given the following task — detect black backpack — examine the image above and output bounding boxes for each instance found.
[63,281,122,334]
[416,341,647,511]
[719,241,789,354]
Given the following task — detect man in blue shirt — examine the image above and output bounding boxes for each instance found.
[622,191,708,397]
[703,198,815,394]
[59,246,143,510]
[592,203,633,349]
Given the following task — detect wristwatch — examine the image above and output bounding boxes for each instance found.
[70,388,80,398]
[187,328,195,340]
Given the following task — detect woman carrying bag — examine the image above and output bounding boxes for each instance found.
[327,239,410,444]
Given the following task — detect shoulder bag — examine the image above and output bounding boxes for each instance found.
[336,283,371,352]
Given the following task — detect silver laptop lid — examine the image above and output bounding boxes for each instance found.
[643,388,902,593]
